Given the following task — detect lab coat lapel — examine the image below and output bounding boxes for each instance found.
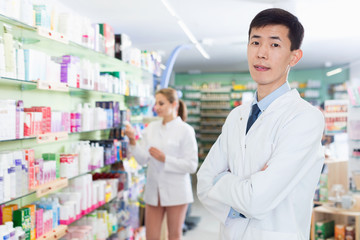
[239,103,251,159]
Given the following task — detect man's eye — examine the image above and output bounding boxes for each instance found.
[272,43,280,47]
[251,41,259,45]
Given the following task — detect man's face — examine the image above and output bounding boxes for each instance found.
[247,24,302,95]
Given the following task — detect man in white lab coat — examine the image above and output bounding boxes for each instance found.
[197,8,325,240]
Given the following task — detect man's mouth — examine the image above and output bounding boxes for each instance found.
[254,65,270,71]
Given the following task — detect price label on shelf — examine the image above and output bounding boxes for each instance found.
[37,81,69,92]
[36,132,68,144]
[37,26,69,44]
[34,178,68,198]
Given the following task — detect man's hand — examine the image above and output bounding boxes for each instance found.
[261,164,268,171]
[149,147,165,162]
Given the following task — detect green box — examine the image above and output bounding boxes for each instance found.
[315,219,334,239]
[13,208,31,240]
[319,174,328,188]
[42,153,59,178]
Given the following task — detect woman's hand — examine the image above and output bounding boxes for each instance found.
[124,123,136,145]
[149,147,165,162]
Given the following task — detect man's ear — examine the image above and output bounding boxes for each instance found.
[289,49,303,67]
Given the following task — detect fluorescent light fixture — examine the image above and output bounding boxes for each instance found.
[160,0,210,60]
[326,67,343,77]
[160,0,177,17]
[177,20,198,44]
[160,64,166,70]
[195,43,210,59]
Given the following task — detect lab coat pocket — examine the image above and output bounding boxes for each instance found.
[243,226,299,240]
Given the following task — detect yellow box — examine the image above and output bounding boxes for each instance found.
[2,204,18,223]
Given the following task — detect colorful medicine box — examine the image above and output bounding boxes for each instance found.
[13,208,31,240]
[35,209,43,238]
[23,204,36,240]
[42,153,60,178]
[2,204,18,223]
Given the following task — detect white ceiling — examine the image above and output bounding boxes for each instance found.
[60,0,360,74]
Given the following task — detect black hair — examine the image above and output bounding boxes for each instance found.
[248,8,304,51]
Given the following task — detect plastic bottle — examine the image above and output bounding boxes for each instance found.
[52,197,60,226]
[14,227,26,240]
[13,150,23,197]
[2,154,11,201]
[7,152,16,199]
[4,222,15,240]
[0,36,6,78]
[22,155,29,195]
[0,170,4,203]
[0,225,10,240]
[82,103,91,131]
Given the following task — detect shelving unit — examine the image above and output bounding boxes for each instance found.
[182,88,201,149]
[198,88,231,161]
[312,206,360,240]
[0,10,148,237]
[0,14,142,75]
[178,85,256,162]
[38,225,68,240]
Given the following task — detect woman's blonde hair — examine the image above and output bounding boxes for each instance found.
[156,88,188,121]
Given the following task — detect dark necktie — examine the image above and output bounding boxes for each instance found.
[246,104,261,134]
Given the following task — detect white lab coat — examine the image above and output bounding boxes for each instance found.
[131,116,198,206]
[197,89,325,240]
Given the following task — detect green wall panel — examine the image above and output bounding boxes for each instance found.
[175,68,349,103]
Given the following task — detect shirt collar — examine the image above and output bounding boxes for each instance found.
[253,81,291,112]
[162,116,181,128]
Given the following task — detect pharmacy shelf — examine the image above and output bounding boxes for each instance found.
[0,14,141,74]
[200,114,228,117]
[200,121,224,126]
[200,106,231,110]
[0,178,68,206]
[0,129,106,143]
[231,89,256,92]
[201,98,231,101]
[0,161,122,206]
[0,76,139,98]
[65,194,119,226]
[199,129,221,134]
[34,178,69,198]
[311,206,360,240]
[199,138,218,142]
[68,163,119,181]
[37,225,68,240]
[201,90,231,93]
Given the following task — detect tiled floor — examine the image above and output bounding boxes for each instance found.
[182,179,220,240]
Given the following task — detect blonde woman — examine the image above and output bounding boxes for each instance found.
[125,87,198,240]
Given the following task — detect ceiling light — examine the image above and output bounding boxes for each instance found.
[160,64,166,70]
[326,68,343,77]
[160,0,177,17]
[195,43,210,59]
[177,20,198,44]
[160,0,210,60]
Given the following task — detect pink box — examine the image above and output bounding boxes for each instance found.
[35,209,43,238]
[24,112,33,137]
